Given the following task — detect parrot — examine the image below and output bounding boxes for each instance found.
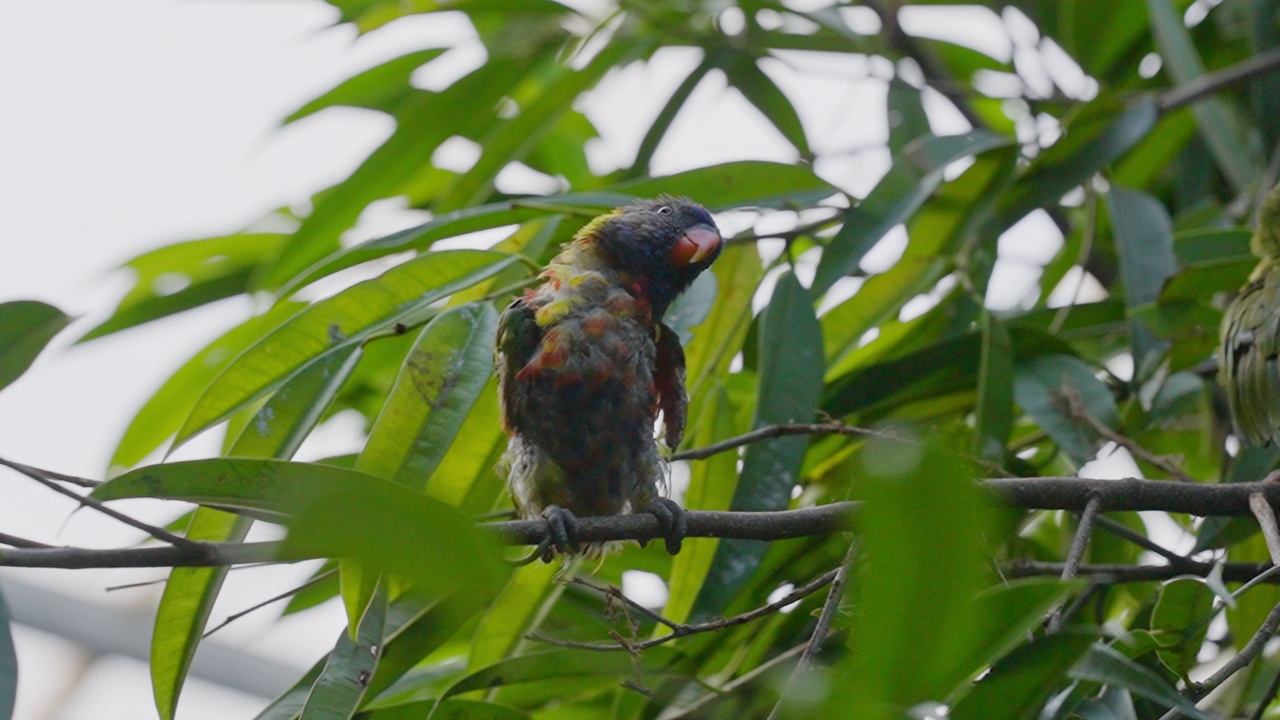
[1221,184,1280,446]
[496,196,723,558]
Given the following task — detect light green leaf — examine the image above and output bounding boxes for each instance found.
[285,49,445,123]
[0,300,71,393]
[442,648,684,698]
[718,51,811,159]
[175,250,515,447]
[80,233,286,341]
[1105,186,1178,368]
[467,562,562,671]
[110,301,306,471]
[355,303,498,490]
[355,700,529,720]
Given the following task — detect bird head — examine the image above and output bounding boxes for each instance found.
[578,196,723,317]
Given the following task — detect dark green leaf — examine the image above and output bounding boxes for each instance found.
[356,700,529,720]
[1106,186,1178,367]
[300,584,387,720]
[690,273,823,620]
[1070,644,1216,720]
[1013,354,1119,465]
[718,50,811,159]
[0,582,14,720]
[974,312,1014,460]
[950,633,1097,720]
[0,300,71,393]
[1151,578,1216,678]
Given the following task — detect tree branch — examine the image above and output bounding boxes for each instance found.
[671,422,899,462]
[1005,560,1276,584]
[1158,46,1280,113]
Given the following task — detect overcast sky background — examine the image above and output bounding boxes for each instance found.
[0,1,1147,717]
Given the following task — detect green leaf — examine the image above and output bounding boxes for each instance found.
[355,303,498,490]
[950,633,1098,720]
[1146,0,1258,192]
[467,561,561,671]
[110,301,305,471]
[80,233,287,341]
[283,480,510,602]
[886,78,932,152]
[1151,578,1216,678]
[285,49,446,123]
[1000,98,1158,225]
[175,250,516,447]
[718,50,811,159]
[812,130,1012,295]
[0,300,71,393]
[151,344,363,719]
[261,57,531,288]
[690,272,823,621]
[151,510,253,720]
[1070,644,1216,720]
[1105,186,1178,368]
[300,584,387,720]
[974,312,1014,460]
[1013,354,1119,465]
[0,583,15,720]
[821,145,1017,369]
[355,700,529,720]
[436,39,640,211]
[442,648,683,698]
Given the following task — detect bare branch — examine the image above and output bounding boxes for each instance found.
[0,458,206,553]
[1060,389,1194,483]
[529,567,841,652]
[1159,46,1280,113]
[1005,560,1277,584]
[0,541,289,569]
[1251,491,1280,565]
[768,542,855,720]
[671,422,898,462]
[1160,599,1280,719]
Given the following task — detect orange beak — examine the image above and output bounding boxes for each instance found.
[670,224,722,267]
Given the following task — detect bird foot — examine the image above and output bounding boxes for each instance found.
[645,498,687,555]
[538,504,581,561]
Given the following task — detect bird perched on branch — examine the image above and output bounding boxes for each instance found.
[1221,185,1280,446]
[496,196,723,558]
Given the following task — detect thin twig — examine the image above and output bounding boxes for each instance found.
[0,532,51,549]
[1,458,207,553]
[1250,664,1280,720]
[1159,599,1280,720]
[0,457,99,488]
[203,569,338,638]
[1158,46,1280,113]
[723,214,842,248]
[529,567,841,652]
[1251,492,1280,565]
[671,422,898,462]
[767,543,855,720]
[666,642,813,720]
[569,576,680,631]
[1094,516,1193,566]
[1004,560,1279,584]
[1046,494,1104,632]
[1060,389,1195,483]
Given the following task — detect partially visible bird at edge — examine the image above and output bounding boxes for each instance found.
[495,196,724,561]
[1221,184,1280,446]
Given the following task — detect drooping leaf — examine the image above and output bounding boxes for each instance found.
[299,583,387,720]
[950,633,1098,720]
[1151,578,1216,679]
[1070,644,1216,720]
[80,233,287,341]
[1013,353,1119,466]
[0,300,71,393]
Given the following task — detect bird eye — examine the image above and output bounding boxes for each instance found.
[657,205,673,215]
